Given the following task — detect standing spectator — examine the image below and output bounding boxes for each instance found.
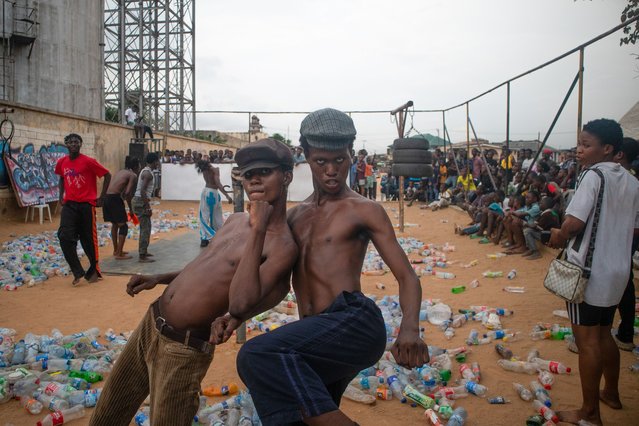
[195,159,233,248]
[132,153,160,263]
[471,148,483,181]
[365,156,376,199]
[103,156,140,260]
[612,137,639,351]
[549,119,639,425]
[444,151,458,189]
[355,150,367,196]
[55,133,111,285]
[124,105,137,125]
[521,149,534,171]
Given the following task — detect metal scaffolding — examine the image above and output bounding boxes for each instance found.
[104,0,195,133]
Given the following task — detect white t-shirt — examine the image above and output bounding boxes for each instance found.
[565,162,639,306]
[124,108,137,124]
[522,158,533,171]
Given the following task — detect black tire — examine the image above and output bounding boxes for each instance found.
[393,137,430,150]
[392,149,432,164]
[392,163,434,178]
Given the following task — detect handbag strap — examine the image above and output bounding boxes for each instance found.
[579,167,605,278]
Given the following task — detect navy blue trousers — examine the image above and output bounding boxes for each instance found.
[237,291,386,425]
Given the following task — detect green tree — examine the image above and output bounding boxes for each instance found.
[105,106,119,123]
[620,0,639,47]
[271,133,292,146]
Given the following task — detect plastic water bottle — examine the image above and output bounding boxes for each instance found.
[533,400,559,423]
[444,327,455,340]
[526,348,541,363]
[343,385,376,404]
[503,286,525,293]
[469,279,480,288]
[36,393,69,411]
[47,345,75,359]
[507,269,517,280]
[37,405,85,426]
[482,271,503,278]
[425,408,443,425]
[497,359,538,375]
[471,362,481,382]
[382,364,406,402]
[447,407,468,426]
[20,396,44,414]
[12,340,27,365]
[530,330,552,341]
[62,328,100,344]
[463,380,486,397]
[512,382,533,401]
[531,357,571,374]
[435,271,456,279]
[537,370,555,390]
[67,389,101,407]
[134,410,150,426]
[530,381,552,407]
[459,364,476,382]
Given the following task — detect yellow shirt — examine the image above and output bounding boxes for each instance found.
[456,174,477,191]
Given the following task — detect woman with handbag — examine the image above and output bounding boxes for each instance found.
[548,119,639,426]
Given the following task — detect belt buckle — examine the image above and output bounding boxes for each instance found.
[155,315,167,332]
[183,330,191,346]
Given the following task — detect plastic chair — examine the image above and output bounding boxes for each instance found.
[25,203,52,225]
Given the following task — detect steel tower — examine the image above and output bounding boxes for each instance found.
[104,0,195,133]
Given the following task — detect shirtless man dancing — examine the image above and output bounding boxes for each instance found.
[89,139,298,426]
[195,159,233,247]
[102,156,140,259]
[216,108,429,426]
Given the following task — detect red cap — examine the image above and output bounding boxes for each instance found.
[566,367,572,373]
[551,415,559,423]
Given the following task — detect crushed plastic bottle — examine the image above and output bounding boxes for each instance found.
[512,382,533,401]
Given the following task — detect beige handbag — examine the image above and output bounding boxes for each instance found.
[543,168,604,303]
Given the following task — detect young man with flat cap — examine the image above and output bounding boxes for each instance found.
[218,108,429,425]
[90,138,298,426]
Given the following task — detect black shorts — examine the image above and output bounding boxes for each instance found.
[566,301,616,326]
[103,194,127,223]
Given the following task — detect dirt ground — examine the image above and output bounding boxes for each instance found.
[1,199,637,425]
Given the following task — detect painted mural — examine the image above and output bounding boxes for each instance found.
[2,142,69,207]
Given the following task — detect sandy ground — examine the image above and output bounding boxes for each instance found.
[1,199,638,425]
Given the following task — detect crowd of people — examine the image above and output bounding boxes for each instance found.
[51,113,639,426]
[161,148,236,164]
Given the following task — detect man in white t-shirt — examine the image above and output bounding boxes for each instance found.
[124,105,138,125]
[549,119,639,426]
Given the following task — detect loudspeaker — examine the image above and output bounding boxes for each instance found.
[129,142,148,165]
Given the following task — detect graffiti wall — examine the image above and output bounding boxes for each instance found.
[2,142,68,207]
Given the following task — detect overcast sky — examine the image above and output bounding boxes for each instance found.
[194,0,638,153]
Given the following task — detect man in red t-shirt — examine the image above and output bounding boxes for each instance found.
[55,133,111,285]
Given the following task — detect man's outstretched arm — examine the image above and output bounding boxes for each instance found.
[367,203,429,369]
[126,270,181,296]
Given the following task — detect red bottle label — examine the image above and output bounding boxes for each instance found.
[548,361,559,374]
[45,382,59,395]
[51,411,64,426]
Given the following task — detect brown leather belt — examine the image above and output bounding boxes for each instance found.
[151,299,213,355]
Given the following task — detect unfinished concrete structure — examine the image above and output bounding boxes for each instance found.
[103,0,195,133]
[0,0,103,119]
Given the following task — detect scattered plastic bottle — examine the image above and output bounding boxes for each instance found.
[434,272,456,279]
[203,382,239,397]
[471,362,481,382]
[530,381,552,407]
[463,380,487,397]
[507,269,517,280]
[482,271,503,278]
[488,396,509,404]
[343,385,376,404]
[503,286,525,293]
[469,279,480,288]
[37,405,85,426]
[36,393,69,412]
[497,359,538,375]
[20,396,44,414]
[425,408,443,425]
[526,348,541,363]
[495,343,513,360]
[533,400,559,424]
[451,286,466,294]
[459,364,476,382]
[537,370,555,389]
[67,389,101,407]
[531,357,571,374]
[447,407,468,426]
[444,328,455,340]
[512,382,533,401]
[530,330,552,341]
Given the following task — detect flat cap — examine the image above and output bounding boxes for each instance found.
[300,108,356,150]
[235,138,294,176]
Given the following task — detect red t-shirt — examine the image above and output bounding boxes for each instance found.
[55,154,109,205]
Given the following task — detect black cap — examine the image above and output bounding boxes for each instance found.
[300,108,356,150]
[235,138,294,176]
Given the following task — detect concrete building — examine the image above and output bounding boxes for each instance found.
[1,0,103,118]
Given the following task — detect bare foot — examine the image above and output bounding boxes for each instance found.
[115,254,133,260]
[72,276,81,286]
[521,250,533,257]
[599,389,622,409]
[557,409,601,425]
[86,272,100,283]
[506,248,526,255]
[139,257,155,263]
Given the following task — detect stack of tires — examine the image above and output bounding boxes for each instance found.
[391,137,433,178]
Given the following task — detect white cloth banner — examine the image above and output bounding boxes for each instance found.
[161,163,316,202]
